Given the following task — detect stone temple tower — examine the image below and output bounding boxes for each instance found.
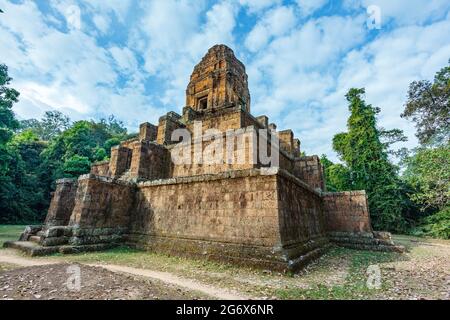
[186,44,251,112]
[7,44,402,271]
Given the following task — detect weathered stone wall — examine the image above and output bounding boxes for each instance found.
[90,161,110,177]
[277,171,326,243]
[129,141,171,180]
[139,122,157,141]
[276,170,329,268]
[157,112,184,145]
[184,107,243,133]
[131,170,279,247]
[69,175,134,230]
[293,155,325,191]
[120,138,139,149]
[171,129,258,177]
[323,191,372,234]
[277,130,294,154]
[45,179,78,226]
[109,146,132,177]
[124,169,330,270]
[125,170,292,268]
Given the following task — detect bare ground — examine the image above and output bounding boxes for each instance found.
[0,234,449,300]
[0,263,207,300]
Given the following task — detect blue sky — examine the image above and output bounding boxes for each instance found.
[1,0,449,161]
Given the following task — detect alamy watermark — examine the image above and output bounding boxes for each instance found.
[367,5,382,30]
[366,264,382,289]
[65,264,81,291]
[170,121,280,167]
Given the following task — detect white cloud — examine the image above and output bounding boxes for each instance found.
[239,0,282,13]
[0,0,449,160]
[248,14,367,116]
[245,5,297,52]
[109,47,138,72]
[93,14,111,34]
[291,18,450,160]
[134,0,239,108]
[295,0,328,17]
[348,0,450,26]
[136,0,205,75]
[0,0,157,129]
[85,0,132,23]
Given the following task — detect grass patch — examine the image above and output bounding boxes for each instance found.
[0,225,26,247]
[275,248,402,300]
[49,246,246,275]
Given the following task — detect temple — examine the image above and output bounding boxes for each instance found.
[5,45,402,271]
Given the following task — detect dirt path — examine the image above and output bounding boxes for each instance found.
[0,249,251,300]
[0,250,54,267]
[91,263,251,300]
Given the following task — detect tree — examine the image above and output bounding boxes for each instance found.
[63,155,91,178]
[42,118,129,182]
[402,60,450,145]
[0,64,132,223]
[104,137,121,157]
[0,66,48,223]
[332,88,406,231]
[320,155,351,192]
[101,115,127,137]
[0,64,21,223]
[400,60,450,238]
[21,111,70,141]
[403,145,449,210]
[0,64,19,144]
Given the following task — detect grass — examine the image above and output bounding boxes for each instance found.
[0,225,26,247]
[274,248,402,300]
[50,246,250,274]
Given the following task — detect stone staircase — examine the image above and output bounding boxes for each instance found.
[28,235,42,244]
[3,226,58,256]
[3,225,118,256]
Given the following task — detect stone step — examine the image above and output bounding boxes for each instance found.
[28,235,41,243]
[3,241,59,256]
[3,240,117,256]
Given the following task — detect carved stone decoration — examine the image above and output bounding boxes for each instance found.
[186,44,251,112]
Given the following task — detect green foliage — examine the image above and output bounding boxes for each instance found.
[0,64,39,224]
[104,137,121,157]
[0,64,129,224]
[403,145,449,210]
[42,118,128,181]
[0,64,19,144]
[402,60,450,145]
[320,155,351,192]
[20,111,70,141]
[326,164,351,191]
[332,88,406,232]
[399,60,450,238]
[63,155,92,178]
[94,147,107,162]
[411,207,450,239]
